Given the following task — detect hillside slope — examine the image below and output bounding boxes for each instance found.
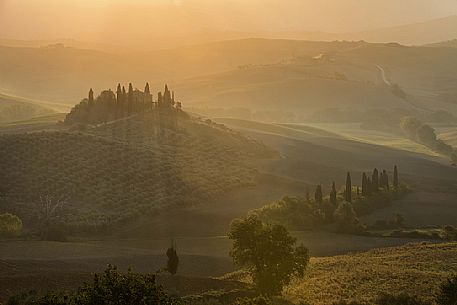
[0,112,274,230]
[177,63,410,115]
[284,242,457,305]
[0,93,55,123]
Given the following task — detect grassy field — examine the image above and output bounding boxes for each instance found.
[305,122,443,158]
[284,242,457,305]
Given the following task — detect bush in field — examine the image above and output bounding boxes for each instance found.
[435,274,457,305]
[251,196,322,231]
[229,215,309,295]
[7,265,179,305]
[333,201,362,233]
[0,213,22,238]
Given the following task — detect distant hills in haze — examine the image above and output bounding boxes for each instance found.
[2,15,457,52]
[252,15,457,46]
[2,15,457,120]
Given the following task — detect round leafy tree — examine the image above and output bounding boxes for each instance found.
[228,215,309,295]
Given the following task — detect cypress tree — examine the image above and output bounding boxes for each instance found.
[330,182,337,205]
[164,84,171,106]
[127,83,133,115]
[166,244,179,275]
[362,173,367,196]
[88,88,94,107]
[367,177,372,195]
[383,170,389,190]
[345,172,352,203]
[116,84,123,118]
[315,185,323,204]
[372,168,379,192]
[144,82,150,94]
[393,165,399,189]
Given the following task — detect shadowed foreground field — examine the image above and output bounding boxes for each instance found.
[2,241,456,304]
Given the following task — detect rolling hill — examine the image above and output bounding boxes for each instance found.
[175,62,411,116]
[0,39,457,116]
[0,111,275,231]
[3,38,457,117]
[0,93,56,123]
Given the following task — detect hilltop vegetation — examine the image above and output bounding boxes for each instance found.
[0,86,275,233]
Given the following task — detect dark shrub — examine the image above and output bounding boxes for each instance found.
[375,293,431,305]
[7,265,179,305]
[436,275,457,305]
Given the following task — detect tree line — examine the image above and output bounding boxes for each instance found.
[313,165,400,205]
[401,116,457,163]
[65,83,182,125]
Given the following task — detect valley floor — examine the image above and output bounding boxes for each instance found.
[1,240,456,304]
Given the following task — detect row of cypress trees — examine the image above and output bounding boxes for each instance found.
[65,84,181,125]
[313,165,400,204]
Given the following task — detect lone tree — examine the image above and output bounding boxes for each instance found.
[393,165,399,189]
[166,244,179,275]
[228,215,309,295]
[345,172,352,203]
[330,182,337,206]
[314,185,323,204]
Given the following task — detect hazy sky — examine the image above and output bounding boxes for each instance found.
[1,0,457,41]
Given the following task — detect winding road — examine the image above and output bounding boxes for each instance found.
[376,64,391,86]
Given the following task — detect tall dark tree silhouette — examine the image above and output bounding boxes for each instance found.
[393,165,399,189]
[345,172,352,203]
[314,185,323,204]
[367,177,372,195]
[127,83,134,115]
[166,244,179,275]
[88,88,94,107]
[144,82,150,94]
[330,182,337,206]
[361,173,368,196]
[372,168,379,192]
[383,170,390,190]
[116,84,123,118]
